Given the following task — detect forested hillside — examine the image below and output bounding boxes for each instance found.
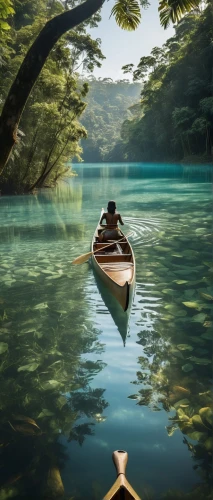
[0,0,212,195]
[115,3,213,162]
[79,79,141,162]
[79,3,213,164]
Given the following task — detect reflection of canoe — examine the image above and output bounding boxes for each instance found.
[103,450,141,500]
[92,210,135,312]
[94,273,130,346]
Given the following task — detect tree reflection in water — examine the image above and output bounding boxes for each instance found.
[128,222,212,499]
[0,252,108,499]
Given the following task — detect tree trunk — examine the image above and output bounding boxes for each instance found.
[29,136,70,191]
[0,0,104,175]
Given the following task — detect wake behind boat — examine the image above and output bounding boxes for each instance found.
[91,210,135,312]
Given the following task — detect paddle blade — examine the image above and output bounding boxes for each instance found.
[72,251,92,265]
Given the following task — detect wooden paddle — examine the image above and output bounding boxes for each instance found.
[72,232,133,265]
[103,450,141,500]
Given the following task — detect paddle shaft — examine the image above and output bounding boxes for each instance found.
[72,231,133,265]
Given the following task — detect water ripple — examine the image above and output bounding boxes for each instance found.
[124,216,162,247]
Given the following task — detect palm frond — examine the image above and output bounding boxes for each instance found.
[159,0,200,28]
[111,0,141,31]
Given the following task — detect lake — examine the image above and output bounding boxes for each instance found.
[0,162,212,500]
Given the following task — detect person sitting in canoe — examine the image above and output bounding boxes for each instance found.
[99,200,124,243]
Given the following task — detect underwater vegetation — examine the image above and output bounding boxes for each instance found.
[0,185,212,499]
[0,244,108,499]
[129,201,213,497]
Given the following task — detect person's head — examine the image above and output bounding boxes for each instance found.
[107,200,116,214]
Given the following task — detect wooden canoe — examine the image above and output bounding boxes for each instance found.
[103,450,141,500]
[92,210,135,312]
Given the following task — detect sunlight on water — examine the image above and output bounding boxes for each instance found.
[0,163,212,500]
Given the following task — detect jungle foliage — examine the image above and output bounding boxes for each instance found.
[0,0,104,194]
[0,0,205,178]
[126,193,213,497]
[79,78,141,162]
[111,3,213,162]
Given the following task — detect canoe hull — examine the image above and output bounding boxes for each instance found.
[91,210,135,312]
[92,254,130,311]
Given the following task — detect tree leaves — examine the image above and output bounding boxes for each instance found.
[199,408,213,428]
[80,79,141,162]
[182,301,203,310]
[37,409,55,418]
[191,313,207,323]
[188,357,212,365]
[201,330,213,340]
[8,415,41,435]
[0,342,8,354]
[111,0,141,30]
[0,0,105,193]
[0,0,14,33]
[182,363,194,372]
[158,0,200,28]
[177,344,194,351]
[117,4,213,161]
[42,380,62,391]
[17,362,39,372]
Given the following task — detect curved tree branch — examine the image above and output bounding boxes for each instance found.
[0,0,104,174]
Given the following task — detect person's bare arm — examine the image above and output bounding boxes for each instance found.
[118,214,124,225]
[100,212,106,224]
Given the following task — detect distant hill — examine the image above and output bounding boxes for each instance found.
[79,79,141,162]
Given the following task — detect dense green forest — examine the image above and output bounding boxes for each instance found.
[80,3,213,163]
[79,79,141,162]
[0,0,212,195]
[0,0,104,194]
[112,3,213,162]
[1,0,196,188]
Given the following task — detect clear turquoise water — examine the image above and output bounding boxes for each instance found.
[0,163,212,499]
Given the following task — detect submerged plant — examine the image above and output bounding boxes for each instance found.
[129,206,213,489]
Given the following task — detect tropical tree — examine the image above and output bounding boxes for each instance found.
[0,0,106,193]
[0,0,201,175]
[0,0,14,32]
[116,3,213,162]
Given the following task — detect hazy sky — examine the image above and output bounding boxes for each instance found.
[88,0,174,80]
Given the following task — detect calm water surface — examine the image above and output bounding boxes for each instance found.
[0,163,212,500]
